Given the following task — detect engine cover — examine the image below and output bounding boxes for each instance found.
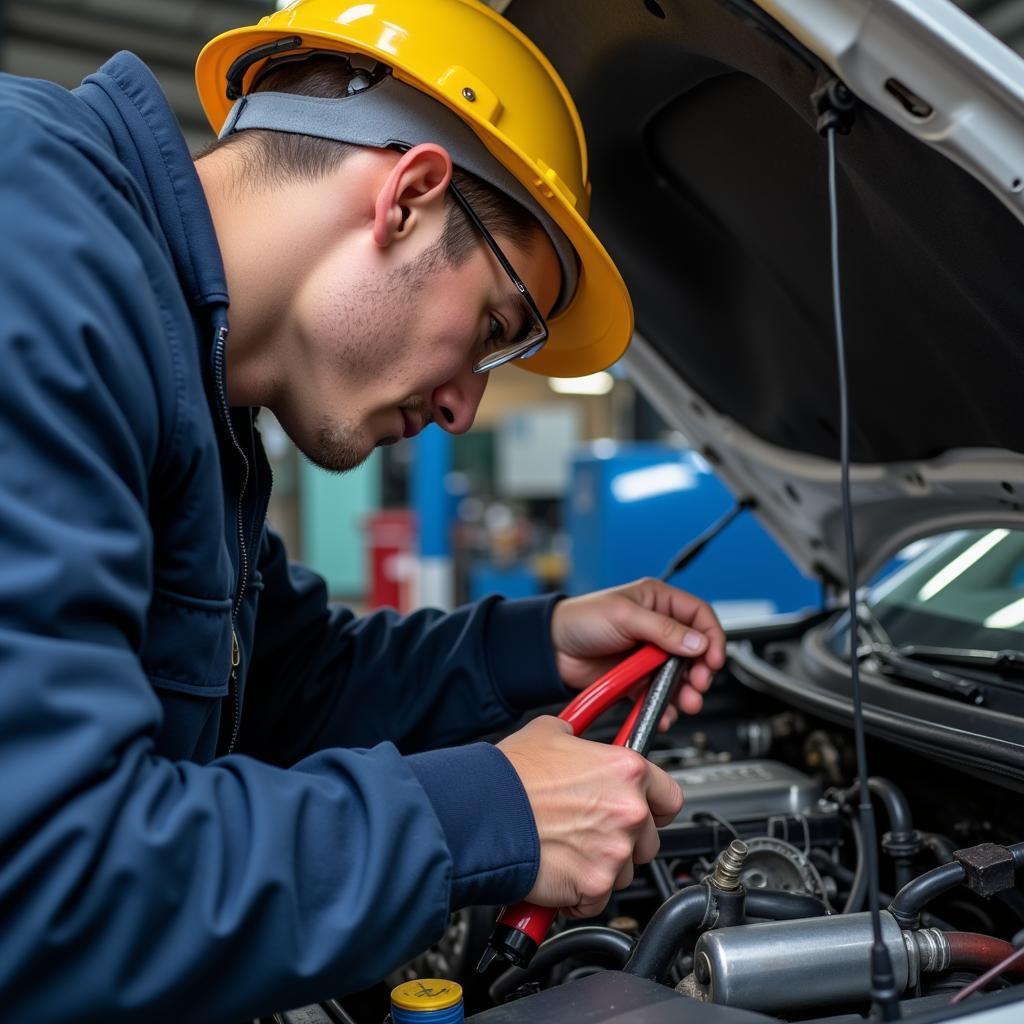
[466,970,776,1022]
[667,759,822,823]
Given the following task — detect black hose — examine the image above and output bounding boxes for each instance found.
[489,927,633,1004]
[889,862,967,928]
[844,814,868,914]
[921,832,957,864]
[865,778,913,836]
[623,884,712,980]
[842,777,917,890]
[745,889,828,921]
[890,842,1024,928]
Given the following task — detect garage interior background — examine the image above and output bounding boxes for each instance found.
[2,0,1021,614]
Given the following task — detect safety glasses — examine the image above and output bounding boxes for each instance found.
[447,180,550,374]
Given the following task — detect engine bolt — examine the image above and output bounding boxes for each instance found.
[711,839,749,890]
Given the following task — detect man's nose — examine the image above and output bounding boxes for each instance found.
[431,364,488,435]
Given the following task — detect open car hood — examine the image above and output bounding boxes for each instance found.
[505,0,1024,586]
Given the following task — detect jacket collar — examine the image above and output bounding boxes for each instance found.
[74,51,230,313]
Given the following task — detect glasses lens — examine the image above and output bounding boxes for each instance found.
[473,298,548,374]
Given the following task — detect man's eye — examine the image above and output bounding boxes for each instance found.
[485,314,506,350]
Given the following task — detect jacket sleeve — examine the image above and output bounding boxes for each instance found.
[238,528,571,765]
[0,106,534,1023]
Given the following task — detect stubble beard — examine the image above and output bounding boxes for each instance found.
[293,252,445,474]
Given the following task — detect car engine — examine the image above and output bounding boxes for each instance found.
[444,626,1024,1023]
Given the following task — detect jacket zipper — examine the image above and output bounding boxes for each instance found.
[213,323,249,755]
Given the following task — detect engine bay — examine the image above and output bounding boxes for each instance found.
[455,621,1024,1022]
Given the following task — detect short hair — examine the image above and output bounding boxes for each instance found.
[197,54,538,265]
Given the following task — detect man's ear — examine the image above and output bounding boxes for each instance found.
[373,144,453,248]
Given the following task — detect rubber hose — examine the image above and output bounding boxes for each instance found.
[488,926,633,1004]
[744,888,828,921]
[920,834,1024,924]
[844,814,868,914]
[623,884,711,980]
[889,862,967,928]
[844,777,916,890]
[891,842,1024,927]
[922,832,957,864]
[944,932,1024,982]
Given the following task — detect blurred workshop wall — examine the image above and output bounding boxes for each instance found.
[0,1,277,150]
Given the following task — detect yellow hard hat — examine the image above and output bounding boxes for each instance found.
[195,0,633,378]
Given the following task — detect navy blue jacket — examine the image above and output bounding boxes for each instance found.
[0,52,569,1022]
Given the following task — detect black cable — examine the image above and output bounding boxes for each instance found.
[827,124,901,1020]
[649,859,677,902]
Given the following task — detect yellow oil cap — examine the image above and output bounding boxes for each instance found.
[390,978,463,1014]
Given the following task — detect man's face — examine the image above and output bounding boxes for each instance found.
[275,220,561,473]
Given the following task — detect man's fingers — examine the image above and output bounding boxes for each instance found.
[642,581,726,670]
[644,762,684,822]
[634,814,663,862]
[613,860,635,891]
[689,662,714,692]
[617,601,710,660]
[677,685,703,715]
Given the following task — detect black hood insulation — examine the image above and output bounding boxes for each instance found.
[509,0,1024,464]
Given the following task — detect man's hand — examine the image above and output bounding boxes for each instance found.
[551,578,726,724]
[497,716,683,917]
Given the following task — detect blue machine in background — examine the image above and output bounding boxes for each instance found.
[567,443,820,620]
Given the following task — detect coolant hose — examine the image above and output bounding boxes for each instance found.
[844,815,868,914]
[890,842,1024,928]
[623,884,829,982]
[945,932,1024,982]
[843,777,917,889]
[745,889,829,921]
[489,926,633,1004]
[623,884,711,980]
[924,834,1024,925]
[889,862,968,928]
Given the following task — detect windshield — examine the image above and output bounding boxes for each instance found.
[828,528,1024,656]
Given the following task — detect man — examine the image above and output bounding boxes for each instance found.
[0,1,725,1020]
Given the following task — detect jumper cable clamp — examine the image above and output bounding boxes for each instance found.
[477,646,686,972]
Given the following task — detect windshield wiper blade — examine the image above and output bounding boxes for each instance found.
[890,644,1024,677]
[860,644,987,706]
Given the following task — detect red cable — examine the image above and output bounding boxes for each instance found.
[559,645,668,734]
[487,644,669,959]
[613,694,646,746]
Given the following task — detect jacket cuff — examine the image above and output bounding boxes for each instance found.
[485,593,570,713]
[406,742,539,909]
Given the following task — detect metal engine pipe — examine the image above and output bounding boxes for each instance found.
[692,911,909,1013]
